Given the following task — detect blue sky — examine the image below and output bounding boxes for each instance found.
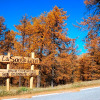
[0,0,88,55]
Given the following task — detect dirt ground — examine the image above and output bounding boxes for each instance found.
[0,85,100,100]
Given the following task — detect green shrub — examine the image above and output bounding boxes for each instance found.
[20,87,29,91]
[16,87,30,94]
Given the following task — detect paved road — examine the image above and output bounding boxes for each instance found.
[3,87,100,100]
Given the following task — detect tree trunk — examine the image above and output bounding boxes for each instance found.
[19,76,21,87]
[51,66,54,87]
[37,66,41,88]
[37,71,41,87]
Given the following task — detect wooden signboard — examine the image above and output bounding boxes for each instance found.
[0,55,39,64]
[0,69,39,77]
[0,52,39,91]
[0,69,39,73]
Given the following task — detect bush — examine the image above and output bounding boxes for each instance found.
[16,87,29,94]
[20,87,29,91]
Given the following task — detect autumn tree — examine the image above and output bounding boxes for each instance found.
[77,0,100,81]
[31,6,74,87]
[0,16,15,85]
[68,39,79,82]
[0,16,14,57]
[0,16,7,54]
[45,6,71,87]
[13,15,32,56]
[11,15,33,86]
[84,0,100,15]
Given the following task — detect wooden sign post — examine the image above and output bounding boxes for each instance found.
[30,52,34,89]
[0,52,39,91]
[7,63,10,91]
[7,52,10,91]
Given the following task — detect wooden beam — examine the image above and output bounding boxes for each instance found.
[6,52,10,91]
[0,55,39,64]
[0,69,38,73]
[30,52,34,89]
[0,69,39,77]
[6,63,10,91]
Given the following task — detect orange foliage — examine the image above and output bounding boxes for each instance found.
[0,4,100,87]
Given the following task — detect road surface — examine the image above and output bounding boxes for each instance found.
[3,87,100,100]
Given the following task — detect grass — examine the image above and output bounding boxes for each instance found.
[0,79,100,97]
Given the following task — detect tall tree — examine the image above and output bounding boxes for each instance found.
[0,16,15,85]
[32,6,72,87]
[0,16,7,54]
[12,15,32,86]
[13,15,32,56]
[77,0,100,81]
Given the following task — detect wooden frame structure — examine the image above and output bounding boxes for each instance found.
[0,52,39,91]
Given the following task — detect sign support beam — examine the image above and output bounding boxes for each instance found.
[30,52,34,89]
[6,52,10,91]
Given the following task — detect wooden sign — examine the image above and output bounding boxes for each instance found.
[0,70,39,77]
[0,69,38,73]
[0,52,39,91]
[0,55,39,64]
